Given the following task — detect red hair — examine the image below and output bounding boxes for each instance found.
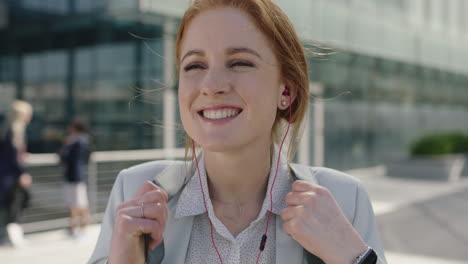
[177,0,309,160]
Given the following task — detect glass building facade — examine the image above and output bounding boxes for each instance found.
[1,0,467,170]
[0,0,172,152]
[283,0,468,169]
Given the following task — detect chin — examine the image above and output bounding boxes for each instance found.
[193,134,245,153]
[197,141,238,153]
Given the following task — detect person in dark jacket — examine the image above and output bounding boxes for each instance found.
[0,131,26,246]
[60,118,90,238]
[0,100,33,246]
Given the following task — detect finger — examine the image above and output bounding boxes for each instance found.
[116,199,136,212]
[120,202,168,224]
[149,236,163,250]
[285,191,316,206]
[280,207,293,221]
[137,189,169,205]
[121,216,163,245]
[134,181,157,198]
[280,205,304,221]
[116,189,168,216]
[291,180,318,192]
[144,202,168,225]
[282,218,302,238]
[133,181,168,201]
[138,218,164,250]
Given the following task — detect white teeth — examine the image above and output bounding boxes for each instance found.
[203,109,240,120]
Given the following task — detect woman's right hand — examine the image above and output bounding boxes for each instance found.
[108,181,169,264]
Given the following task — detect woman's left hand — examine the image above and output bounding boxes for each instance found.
[280,180,367,264]
[19,173,32,188]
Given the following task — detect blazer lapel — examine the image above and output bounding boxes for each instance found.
[146,193,195,264]
[153,161,190,197]
[289,163,319,185]
[161,212,194,264]
[277,164,326,264]
[275,214,304,264]
[149,162,195,264]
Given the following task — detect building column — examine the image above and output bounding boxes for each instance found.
[15,52,24,100]
[66,40,76,122]
[297,112,311,165]
[407,0,424,27]
[448,0,460,35]
[308,82,325,167]
[461,1,468,35]
[135,32,145,148]
[429,0,444,31]
[0,1,8,29]
[162,17,177,155]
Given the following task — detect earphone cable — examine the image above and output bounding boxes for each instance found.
[192,141,225,264]
[193,92,292,264]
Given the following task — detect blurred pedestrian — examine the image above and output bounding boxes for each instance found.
[0,100,33,247]
[59,118,90,238]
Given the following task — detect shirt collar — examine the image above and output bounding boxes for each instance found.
[175,144,292,219]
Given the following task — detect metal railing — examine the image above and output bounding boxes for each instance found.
[22,148,186,233]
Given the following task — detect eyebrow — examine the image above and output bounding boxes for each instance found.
[181,47,262,63]
[181,50,205,63]
[226,47,262,59]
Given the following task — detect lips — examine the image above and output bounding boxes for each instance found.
[197,105,243,120]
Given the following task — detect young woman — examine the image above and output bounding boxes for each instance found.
[89,1,386,263]
[0,100,33,246]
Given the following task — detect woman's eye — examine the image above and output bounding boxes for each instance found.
[230,61,254,68]
[183,63,204,72]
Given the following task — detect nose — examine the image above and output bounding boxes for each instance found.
[200,68,231,96]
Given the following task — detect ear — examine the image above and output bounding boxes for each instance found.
[277,83,296,110]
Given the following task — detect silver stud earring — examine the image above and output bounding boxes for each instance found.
[281,101,287,107]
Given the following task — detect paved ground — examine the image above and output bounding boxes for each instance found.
[379,189,468,261]
[1,173,468,264]
[363,174,468,264]
[0,225,99,264]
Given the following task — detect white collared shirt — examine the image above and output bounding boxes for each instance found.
[175,145,293,264]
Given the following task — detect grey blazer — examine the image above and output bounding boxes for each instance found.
[88,160,387,264]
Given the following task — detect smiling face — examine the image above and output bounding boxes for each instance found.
[178,7,285,152]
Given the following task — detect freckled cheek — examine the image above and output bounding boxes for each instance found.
[178,89,195,125]
[249,91,279,126]
[178,98,194,136]
[242,81,277,107]
[178,77,199,105]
